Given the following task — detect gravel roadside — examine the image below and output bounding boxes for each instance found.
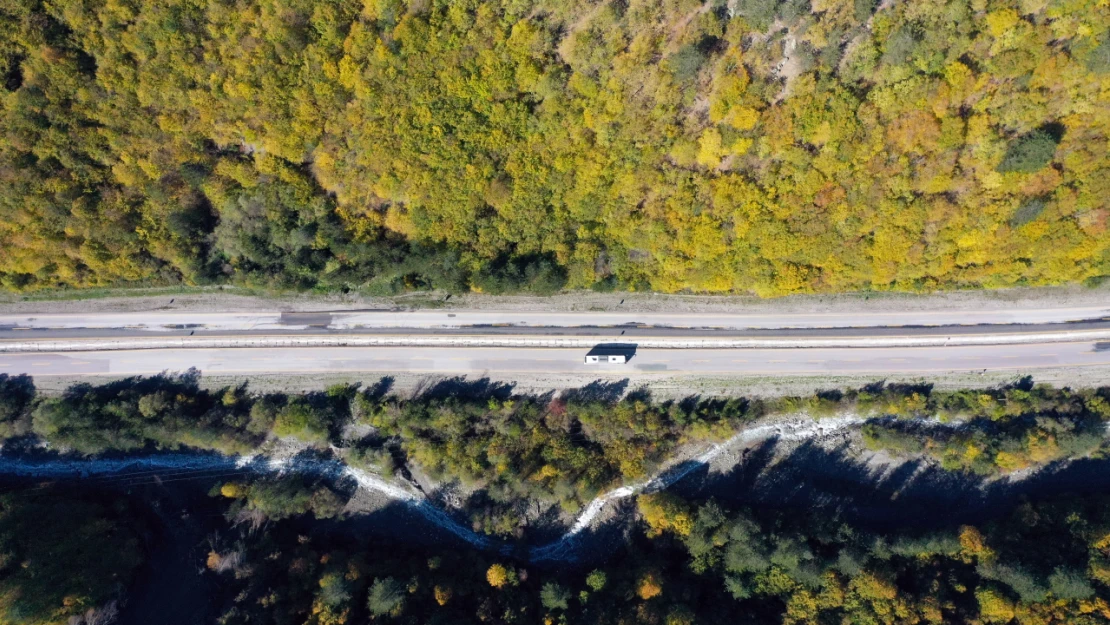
[23,366,1110,398]
[1,283,1107,316]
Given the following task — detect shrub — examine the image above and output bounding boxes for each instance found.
[472,254,567,295]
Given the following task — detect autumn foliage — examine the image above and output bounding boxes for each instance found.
[1,0,1107,294]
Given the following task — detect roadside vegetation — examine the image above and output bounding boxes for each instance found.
[862,414,1107,475]
[1,0,1108,295]
[856,378,1110,475]
[1,372,1109,537]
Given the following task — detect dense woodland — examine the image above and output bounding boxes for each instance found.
[40,480,1110,625]
[2,372,1110,536]
[15,474,1110,624]
[2,0,1109,294]
[4,373,1110,622]
[0,489,145,625]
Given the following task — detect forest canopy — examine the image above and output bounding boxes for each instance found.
[0,489,145,625]
[202,482,1110,625]
[1,0,1108,295]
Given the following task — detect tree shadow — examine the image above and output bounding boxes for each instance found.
[412,376,516,402]
[524,499,638,570]
[311,499,478,552]
[62,368,204,402]
[0,373,34,402]
[289,448,360,500]
[363,376,394,401]
[687,439,978,531]
[673,393,752,422]
[861,380,935,396]
[560,379,629,405]
[680,435,1110,535]
[644,459,712,494]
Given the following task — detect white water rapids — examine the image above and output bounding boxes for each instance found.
[0,416,862,561]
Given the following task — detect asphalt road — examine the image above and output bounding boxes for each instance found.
[1,341,1106,377]
[2,304,1108,333]
[1,304,1108,378]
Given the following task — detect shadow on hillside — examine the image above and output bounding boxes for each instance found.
[678,436,1110,533]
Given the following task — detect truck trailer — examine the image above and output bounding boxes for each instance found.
[584,353,627,364]
[583,344,635,364]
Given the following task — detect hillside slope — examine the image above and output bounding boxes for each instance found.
[1,0,1108,295]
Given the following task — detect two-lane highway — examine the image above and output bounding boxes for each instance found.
[0,305,1108,378]
[0,342,1106,378]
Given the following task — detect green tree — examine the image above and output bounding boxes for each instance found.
[540,582,570,611]
[366,577,405,617]
[997,130,1059,174]
[273,397,331,443]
